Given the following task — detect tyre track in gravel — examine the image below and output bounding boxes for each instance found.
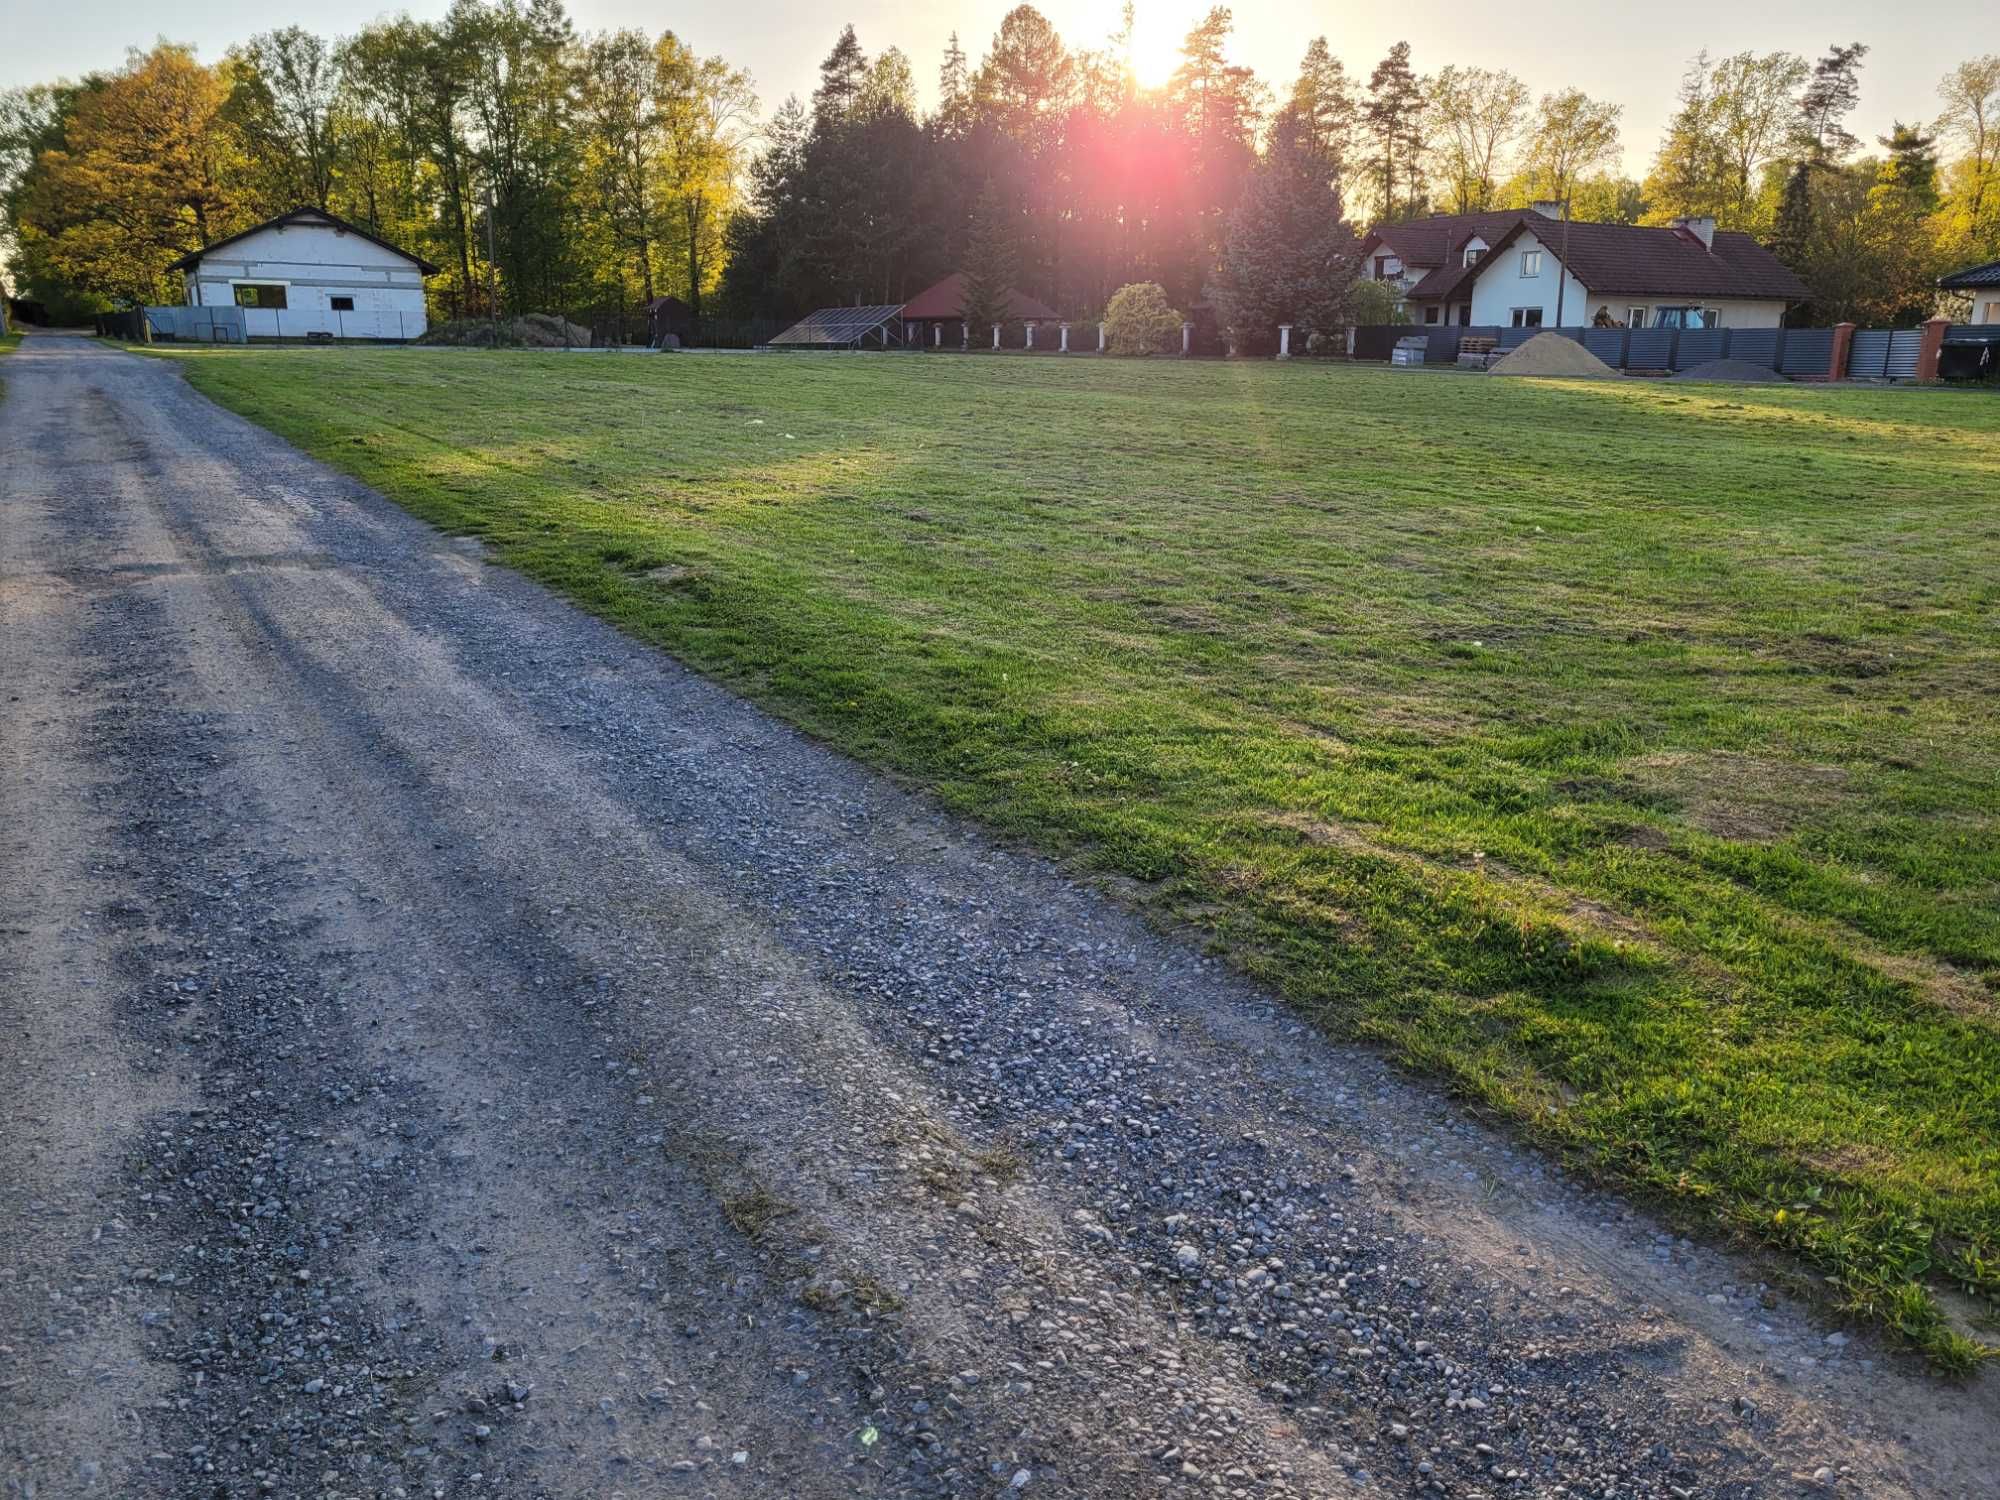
[2,335,1994,1500]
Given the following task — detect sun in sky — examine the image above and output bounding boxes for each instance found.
[1112,2,1203,90]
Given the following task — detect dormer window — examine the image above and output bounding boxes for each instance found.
[1463,246,1486,267]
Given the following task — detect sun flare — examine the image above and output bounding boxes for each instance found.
[1126,13,1185,89]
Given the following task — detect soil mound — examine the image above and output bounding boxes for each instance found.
[1488,332,1619,379]
[1671,358,1787,383]
[417,314,592,348]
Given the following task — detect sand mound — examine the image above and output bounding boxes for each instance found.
[1671,358,1787,383]
[1488,332,1618,379]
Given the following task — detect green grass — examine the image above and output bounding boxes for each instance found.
[150,344,2000,1366]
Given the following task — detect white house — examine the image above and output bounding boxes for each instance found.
[1939,259,2000,324]
[168,208,436,341]
[1359,207,1805,330]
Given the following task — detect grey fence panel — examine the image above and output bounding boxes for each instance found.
[1583,328,1626,366]
[1726,329,1781,369]
[1781,328,1833,376]
[1885,329,1924,379]
[1675,330,1726,369]
[1424,327,1463,363]
[1627,328,1676,368]
[1497,326,1535,350]
[1848,330,1892,378]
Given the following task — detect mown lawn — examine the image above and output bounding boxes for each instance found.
[152,344,2000,1365]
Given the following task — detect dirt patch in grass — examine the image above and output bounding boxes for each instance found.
[1868,949,1999,1029]
[1629,751,1853,842]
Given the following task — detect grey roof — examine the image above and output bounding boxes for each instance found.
[1939,259,2000,289]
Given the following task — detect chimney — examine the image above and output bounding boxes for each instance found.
[1672,215,1716,250]
[1529,200,1564,220]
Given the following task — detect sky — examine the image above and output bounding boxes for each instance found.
[7,1,1994,181]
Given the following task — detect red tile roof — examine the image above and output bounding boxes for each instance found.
[900,272,1058,322]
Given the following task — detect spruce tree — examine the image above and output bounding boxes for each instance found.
[1209,114,1357,352]
[959,179,1016,344]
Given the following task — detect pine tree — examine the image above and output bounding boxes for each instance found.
[1364,42,1425,221]
[812,25,868,129]
[959,178,1016,343]
[937,32,971,140]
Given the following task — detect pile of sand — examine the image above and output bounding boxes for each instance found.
[1487,332,1619,379]
[1670,358,1787,383]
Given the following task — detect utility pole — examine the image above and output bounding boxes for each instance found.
[479,188,499,327]
[1554,196,1572,328]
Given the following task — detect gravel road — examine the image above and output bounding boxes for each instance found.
[2,334,1993,1500]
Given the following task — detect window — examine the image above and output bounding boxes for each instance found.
[1983,300,1999,323]
[1423,305,1440,324]
[1374,255,1391,279]
[1463,246,1486,267]
[330,295,355,312]
[1627,305,1648,328]
[1510,307,1543,328]
[1654,305,1711,329]
[1519,250,1543,277]
[233,283,288,309]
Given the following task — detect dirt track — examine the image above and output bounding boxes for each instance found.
[2,334,1994,1498]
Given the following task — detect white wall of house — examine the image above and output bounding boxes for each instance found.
[1466,231,1590,327]
[1969,293,2000,325]
[184,220,427,340]
[1463,229,1788,329]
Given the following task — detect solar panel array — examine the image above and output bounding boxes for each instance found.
[767,304,906,347]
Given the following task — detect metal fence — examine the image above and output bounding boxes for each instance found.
[1357,323,1842,375]
[95,305,422,343]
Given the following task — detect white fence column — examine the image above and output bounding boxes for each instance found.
[1278,324,1294,358]
[993,324,1002,350]
[1097,322,1107,352]
[1026,322,1036,351]
[1181,321,1193,356]
[1059,322,1070,352]
[932,323,941,347]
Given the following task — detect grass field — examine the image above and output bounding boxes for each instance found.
[149,344,2000,1365]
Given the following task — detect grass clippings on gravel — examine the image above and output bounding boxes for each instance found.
[147,343,2000,1367]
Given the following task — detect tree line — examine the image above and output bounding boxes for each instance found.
[0,0,754,332]
[3,3,1996,334]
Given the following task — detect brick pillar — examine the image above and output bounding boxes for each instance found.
[1914,318,1950,382]
[1827,322,1855,381]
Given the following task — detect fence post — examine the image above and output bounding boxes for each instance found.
[1059,321,1070,353]
[1827,322,1855,381]
[1181,321,1193,356]
[1026,322,1036,351]
[992,324,1001,350]
[1277,324,1293,358]
[1097,322,1106,353]
[1914,318,1950,382]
